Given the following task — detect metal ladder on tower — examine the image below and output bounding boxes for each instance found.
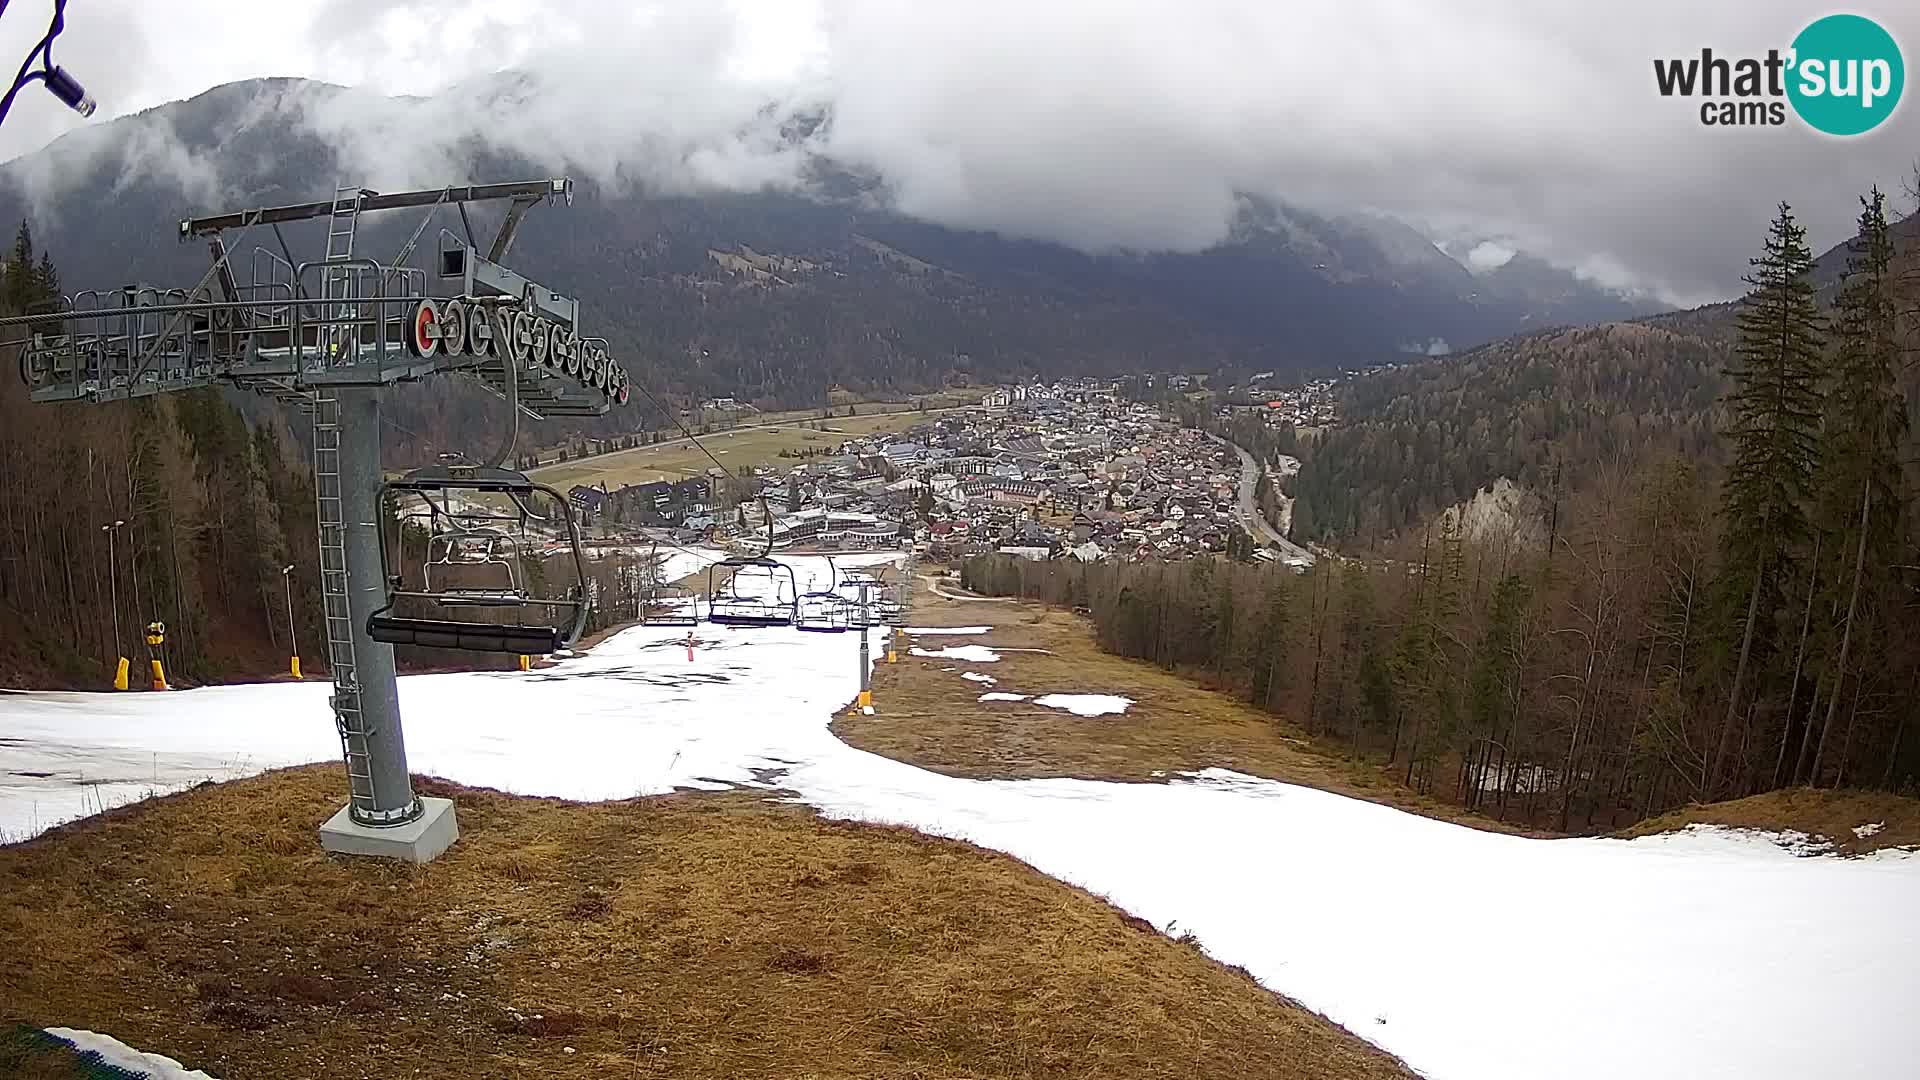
[314,391,379,817]
[313,184,377,818]
[319,185,361,365]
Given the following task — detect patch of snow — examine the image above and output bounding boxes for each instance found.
[909,644,1001,663]
[960,672,996,685]
[1855,822,1884,839]
[4,557,1918,1080]
[44,1029,218,1079]
[978,692,1028,702]
[1636,823,1914,861]
[903,626,992,635]
[1032,694,1133,717]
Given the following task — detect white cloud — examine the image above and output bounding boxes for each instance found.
[0,0,1913,300]
[1466,241,1517,273]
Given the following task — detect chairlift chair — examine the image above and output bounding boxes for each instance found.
[636,541,700,626]
[795,591,852,633]
[367,465,591,654]
[795,558,851,633]
[421,526,520,604]
[706,556,798,627]
[642,583,702,626]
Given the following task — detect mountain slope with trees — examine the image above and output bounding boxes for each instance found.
[968,194,1920,825]
[1287,210,1920,547]
[0,77,1659,426]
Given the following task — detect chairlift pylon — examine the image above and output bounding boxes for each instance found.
[367,463,590,653]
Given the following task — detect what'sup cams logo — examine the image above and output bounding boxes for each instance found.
[1654,13,1903,135]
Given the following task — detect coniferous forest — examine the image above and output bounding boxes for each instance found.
[965,194,1920,824]
[0,223,331,688]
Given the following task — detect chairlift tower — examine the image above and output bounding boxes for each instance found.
[2,177,630,862]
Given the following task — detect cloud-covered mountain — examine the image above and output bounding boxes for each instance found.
[1,77,1664,410]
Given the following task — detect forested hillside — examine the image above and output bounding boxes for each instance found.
[1288,321,1726,541]
[1288,212,1920,546]
[982,195,1920,823]
[0,226,326,688]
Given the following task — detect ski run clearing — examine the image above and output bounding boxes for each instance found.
[2,554,1916,1080]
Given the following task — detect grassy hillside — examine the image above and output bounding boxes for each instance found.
[1623,788,1920,855]
[533,408,945,491]
[842,578,1538,834]
[0,765,1416,1080]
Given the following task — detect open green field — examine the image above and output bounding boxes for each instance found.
[534,409,952,491]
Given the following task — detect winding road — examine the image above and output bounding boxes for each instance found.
[1216,435,1314,564]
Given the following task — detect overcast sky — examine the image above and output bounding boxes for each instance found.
[0,0,1914,304]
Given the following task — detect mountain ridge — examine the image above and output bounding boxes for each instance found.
[1,76,1662,418]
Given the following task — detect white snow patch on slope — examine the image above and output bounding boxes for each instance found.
[909,644,1000,663]
[960,672,996,685]
[1855,822,1884,839]
[903,626,992,635]
[4,567,1918,1080]
[978,692,1028,702]
[45,1028,218,1079]
[1032,694,1132,717]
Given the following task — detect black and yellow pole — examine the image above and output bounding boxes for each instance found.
[281,564,302,679]
[144,621,170,691]
[102,519,128,690]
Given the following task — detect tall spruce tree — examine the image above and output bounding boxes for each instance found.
[1713,203,1824,797]
[1800,189,1907,785]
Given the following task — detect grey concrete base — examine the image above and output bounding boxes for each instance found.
[318,796,459,863]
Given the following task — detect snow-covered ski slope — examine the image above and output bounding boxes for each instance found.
[2,554,1915,1080]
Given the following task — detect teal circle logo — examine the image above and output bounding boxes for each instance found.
[1787,14,1903,136]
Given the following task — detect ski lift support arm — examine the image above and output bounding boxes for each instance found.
[179,179,572,240]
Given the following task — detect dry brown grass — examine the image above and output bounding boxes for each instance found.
[1621,787,1920,855]
[844,582,1536,835]
[1,765,1415,1080]
[0,1026,101,1080]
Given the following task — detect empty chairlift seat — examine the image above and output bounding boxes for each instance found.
[706,557,798,627]
[366,464,591,654]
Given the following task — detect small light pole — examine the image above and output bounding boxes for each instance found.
[101,519,127,689]
[281,564,301,679]
[856,582,873,713]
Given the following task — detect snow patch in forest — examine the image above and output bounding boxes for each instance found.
[1032,694,1133,717]
[978,692,1028,702]
[960,672,996,685]
[1854,822,1884,839]
[910,645,1001,663]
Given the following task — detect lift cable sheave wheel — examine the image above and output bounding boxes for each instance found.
[366,464,592,654]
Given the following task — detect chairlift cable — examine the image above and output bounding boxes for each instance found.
[624,372,777,560]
